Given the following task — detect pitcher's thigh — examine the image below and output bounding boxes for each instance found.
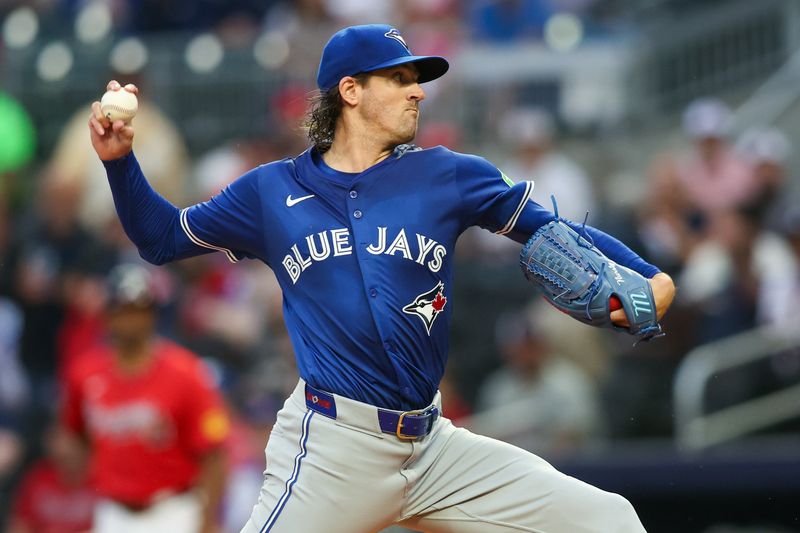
[404,427,645,533]
[241,410,404,533]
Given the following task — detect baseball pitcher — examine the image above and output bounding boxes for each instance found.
[88,24,675,533]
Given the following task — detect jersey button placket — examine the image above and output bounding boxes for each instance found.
[353,209,362,219]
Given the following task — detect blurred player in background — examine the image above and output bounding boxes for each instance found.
[61,264,229,533]
[7,424,94,533]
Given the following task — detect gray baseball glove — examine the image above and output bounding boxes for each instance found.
[519,202,663,344]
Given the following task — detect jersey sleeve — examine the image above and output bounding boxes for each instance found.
[104,152,265,265]
[454,152,660,278]
[177,168,265,264]
[178,359,230,457]
[454,152,553,241]
[572,223,661,278]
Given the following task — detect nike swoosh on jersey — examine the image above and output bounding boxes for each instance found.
[286,194,316,207]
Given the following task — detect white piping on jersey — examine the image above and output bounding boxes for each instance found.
[179,208,240,263]
[496,180,534,236]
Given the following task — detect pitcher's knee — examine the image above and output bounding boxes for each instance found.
[602,493,646,532]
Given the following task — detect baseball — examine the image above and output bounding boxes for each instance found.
[100,88,138,123]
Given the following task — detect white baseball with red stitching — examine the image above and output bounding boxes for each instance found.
[100,88,138,123]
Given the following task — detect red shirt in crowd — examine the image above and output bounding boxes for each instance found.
[61,339,230,506]
[9,459,95,533]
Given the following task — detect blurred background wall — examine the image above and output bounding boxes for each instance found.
[1,0,799,532]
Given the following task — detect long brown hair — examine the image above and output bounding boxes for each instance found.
[304,74,368,153]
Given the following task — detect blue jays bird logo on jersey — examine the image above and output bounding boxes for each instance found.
[403,281,447,335]
[384,29,410,52]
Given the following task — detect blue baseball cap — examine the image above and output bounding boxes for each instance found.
[316,24,449,92]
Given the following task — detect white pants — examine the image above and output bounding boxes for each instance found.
[93,492,201,533]
[242,380,646,533]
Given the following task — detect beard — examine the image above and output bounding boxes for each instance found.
[388,111,419,146]
[397,121,417,144]
[360,100,420,147]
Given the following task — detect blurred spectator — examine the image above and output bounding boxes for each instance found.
[270,86,316,155]
[399,0,464,104]
[678,204,799,413]
[175,256,277,370]
[758,207,800,330]
[679,205,796,343]
[469,0,553,42]
[401,0,463,40]
[0,196,28,522]
[190,143,253,203]
[264,0,330,29]
[0,428,25,521]
[219,398,271,533]
[474,306,602,454]
[0,197,12,295]
[215,320,294,532]
[323,0,395,25]
[49,84,189,237]
[261,1,338,82]
[6,425,94,533]
[121,0,276,34]
[498,106,597,221]
[176,140,286,371]
[529,296,611,382]
[0,200,29,420]
[735,126,792,228]
[465,106,597,262]
[416,121,462,151]
[0,298,28,418]
[641,98,758,271]
[57,245,120,377]
[8,172,103,416]
[61,264,229,533]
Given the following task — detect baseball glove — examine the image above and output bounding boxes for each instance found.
[519,200,663,344]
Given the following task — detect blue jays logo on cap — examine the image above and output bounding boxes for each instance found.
[316,24,449,92]
[384,29,410,52]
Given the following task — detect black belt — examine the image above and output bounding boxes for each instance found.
[305,384,439,440]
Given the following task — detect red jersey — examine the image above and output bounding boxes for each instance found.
[62,339,230,506]
[10,459,95,533]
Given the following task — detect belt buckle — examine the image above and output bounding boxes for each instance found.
[396,409,423,440]
[396,406,438,441]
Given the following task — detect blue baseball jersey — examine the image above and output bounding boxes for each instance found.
[104,145,659,410]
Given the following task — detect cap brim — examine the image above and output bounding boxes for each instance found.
[362,55,449,84]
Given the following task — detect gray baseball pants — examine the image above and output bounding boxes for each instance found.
[241,379,646,533]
